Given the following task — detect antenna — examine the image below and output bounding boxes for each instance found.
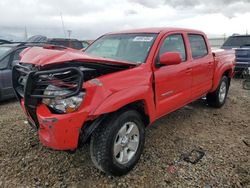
[60,12,66,37]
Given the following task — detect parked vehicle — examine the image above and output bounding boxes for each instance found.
[26,35,84,50]
[222,35,250,74]
[0,39,11,45]
[242,67,250,90]
[13,28,235,176]
[0,43,28,101]
[80,40,90,49]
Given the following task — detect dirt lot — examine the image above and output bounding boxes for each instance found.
[0,79,249,188]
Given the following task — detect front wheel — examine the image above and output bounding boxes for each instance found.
[206,76,229,108]
[90,110,145,176]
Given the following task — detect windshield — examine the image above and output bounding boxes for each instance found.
[222,36,250,48]
[0,46,12,59]
[85,34,157,64]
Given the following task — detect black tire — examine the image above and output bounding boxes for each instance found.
[206,76,229,108]
[90,109,145,176]
[243,80,250,90]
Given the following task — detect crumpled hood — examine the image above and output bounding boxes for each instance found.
[20,46,136,67]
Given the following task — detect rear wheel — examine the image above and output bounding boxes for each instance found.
[90,110,145,176]
[206,76,229,108]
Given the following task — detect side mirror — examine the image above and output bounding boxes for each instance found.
[160,52,182,66]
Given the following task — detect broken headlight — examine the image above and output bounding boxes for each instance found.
[42,85,85,113]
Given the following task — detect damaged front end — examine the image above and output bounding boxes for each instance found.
[12,60,131,150]
[12,63,88,150]
[13,63,84,127]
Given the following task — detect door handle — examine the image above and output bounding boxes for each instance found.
[185,68,192,73]
[208,62,213,68]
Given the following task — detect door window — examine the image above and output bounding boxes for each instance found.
[188,34,208,58]
[11,48,24,67]
[13,48,24,61]
[159,34,187,61]
[0,55,10,69]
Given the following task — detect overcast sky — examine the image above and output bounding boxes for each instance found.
[0,0,250,40]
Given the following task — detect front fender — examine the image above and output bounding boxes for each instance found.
[92,85,155,120]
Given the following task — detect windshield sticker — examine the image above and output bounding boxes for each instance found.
[133,36,153,42]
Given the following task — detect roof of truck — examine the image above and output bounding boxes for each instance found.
[107,27,203,35]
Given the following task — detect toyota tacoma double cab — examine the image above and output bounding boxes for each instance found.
[12,28,235,176]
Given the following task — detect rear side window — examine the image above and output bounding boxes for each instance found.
[49,40,83,50]
[188,34,208,58]
[159,34,186,61]
[69,41,83,50]
[49,40,69,47]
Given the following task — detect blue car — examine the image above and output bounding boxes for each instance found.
[222,35,250,73]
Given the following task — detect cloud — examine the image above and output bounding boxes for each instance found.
[124,9,138,16]
[0,0,249,41]
[131,0,250,18]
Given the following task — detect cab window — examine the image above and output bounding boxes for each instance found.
[159,34,186,61]
[188,34,208,58]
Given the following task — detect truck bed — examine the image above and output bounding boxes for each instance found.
[212,49,235,64]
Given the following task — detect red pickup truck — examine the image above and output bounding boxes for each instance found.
[13,28,235,176]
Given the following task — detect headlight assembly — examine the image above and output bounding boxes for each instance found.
[42,85,85,113]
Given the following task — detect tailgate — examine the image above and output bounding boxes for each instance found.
[235,48,250,66]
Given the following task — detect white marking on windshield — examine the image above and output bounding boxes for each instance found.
[133,36,154,42]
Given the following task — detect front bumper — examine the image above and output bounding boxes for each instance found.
[36,104,88,150]
[20,99,88,150]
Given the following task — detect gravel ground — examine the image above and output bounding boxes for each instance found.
[0,79,249,188]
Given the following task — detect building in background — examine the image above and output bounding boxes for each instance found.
[208,37,227,49]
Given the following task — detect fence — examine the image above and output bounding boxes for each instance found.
[208,37,227,49]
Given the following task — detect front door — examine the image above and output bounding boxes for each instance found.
[154,33,192,117]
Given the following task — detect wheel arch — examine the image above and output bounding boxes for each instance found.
[211,67,233,92]
[91,85,154,124]
[79,100,151,146]
[115,100,150,127]
[222,69,232,87]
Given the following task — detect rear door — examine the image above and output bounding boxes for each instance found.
[0,54,13,99]
[154,33,192,117]
[187,34,214,99]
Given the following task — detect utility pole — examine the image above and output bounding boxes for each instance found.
[67,30,72,39]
